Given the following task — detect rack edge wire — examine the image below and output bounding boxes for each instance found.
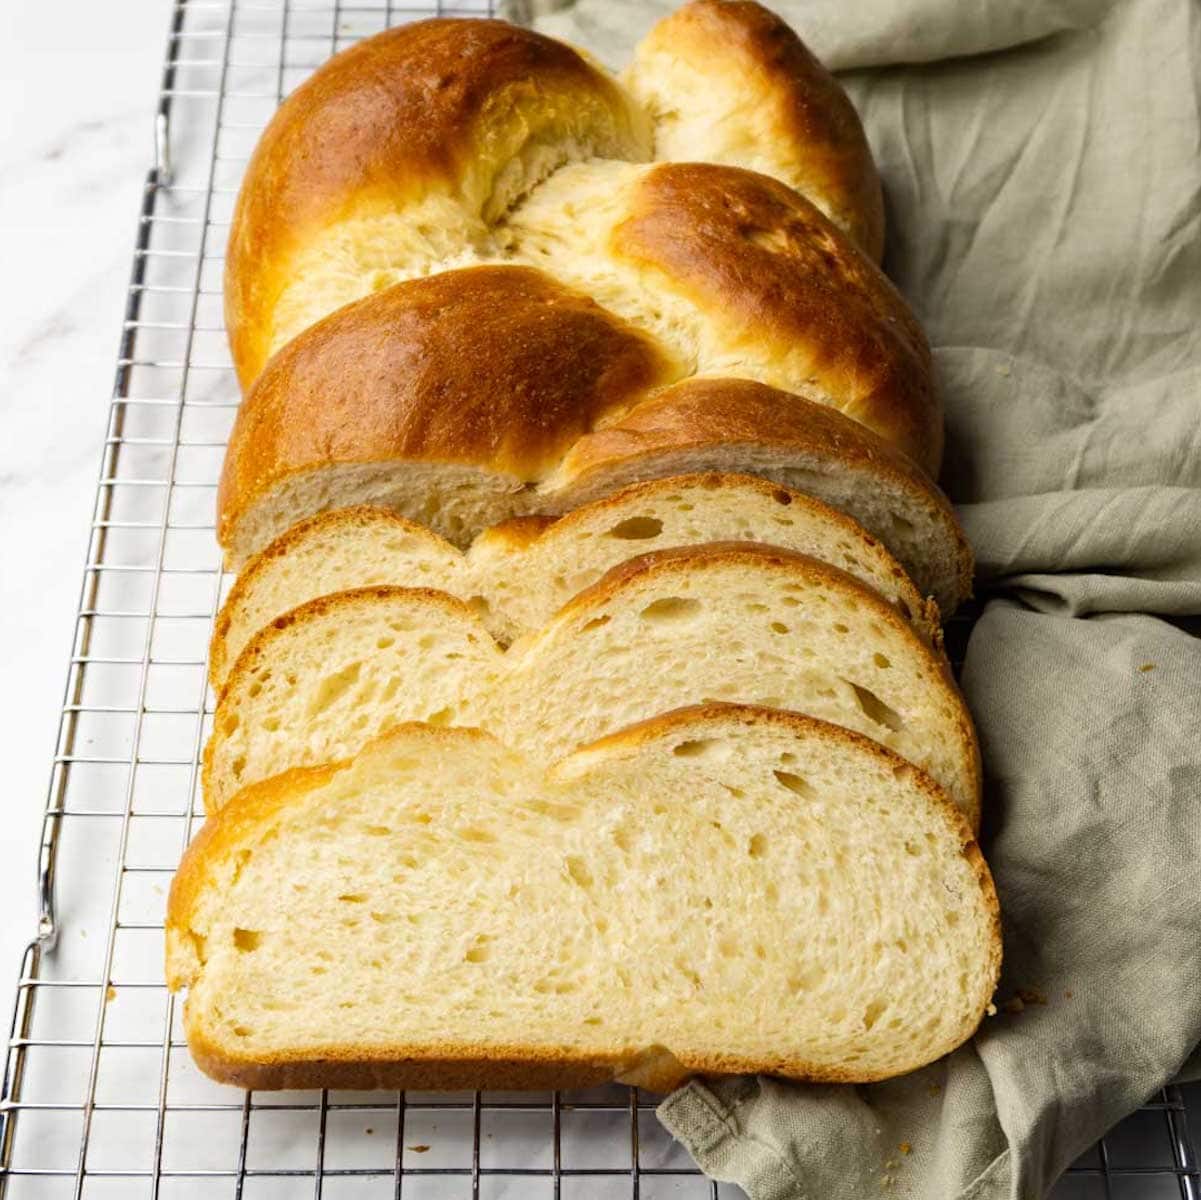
[0,2,1197,1198]
[0,0,193,1181]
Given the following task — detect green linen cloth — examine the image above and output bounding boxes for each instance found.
[503,1,1201,1195]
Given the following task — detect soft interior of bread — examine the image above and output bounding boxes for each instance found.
[213,474,937,693]
[224,460,537,568]
[550,445,964,612]
[206,552,975,821]
[496,554,973,817]
[212,513,470,690]
[206,591,503,810]
[480,475,930,639]
[172,715,997,1085]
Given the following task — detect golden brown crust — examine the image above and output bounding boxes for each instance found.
[636,0,884,259]
[181,1024,911,1092]
[225,18,645,385]
[169,707,1000,1092]
[217,266,678,548]
[210,506,460,692]
[557,377,973,609]
[614,164,938,473]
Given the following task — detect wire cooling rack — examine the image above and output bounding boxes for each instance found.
[0,2,1198,1197]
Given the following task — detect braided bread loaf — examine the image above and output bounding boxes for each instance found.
[177,1,999,1093]
[218,1,964,607]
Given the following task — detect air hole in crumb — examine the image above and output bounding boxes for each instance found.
[863,1000,887,1030]
[748,833,768,858]
[580,614,611,634]
[232,1024,254,1038]
[464,935,492,964]
[565,856,593,888]
[640,597,701,623]
[833,622,850,634]
[377,636,395,650]
[607,516,663,540]
[426,706,455,727]
[874,652,892,669]
[338,893,367,904]
[846,682,905,732]
[672,738,729,761]
[771,488,793,506]
[458,826,496,844]
[307,661,362,717]
[233,929,262,952]
[770,622,789,635]
[774,770,815,799]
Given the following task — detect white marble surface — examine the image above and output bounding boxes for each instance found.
[0,1,166,991]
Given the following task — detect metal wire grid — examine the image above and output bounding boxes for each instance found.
[0,1,1196,1197]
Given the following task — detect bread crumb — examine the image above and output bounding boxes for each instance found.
[1064,990,1074,999]
[995,364,1011,377]
[1002,996,1025,1015]
[1017,987,1047,1006]
[899,1142,912,1156]
[105,985,117,1003]
[409,1145,430,1154]
[1138,663,1155,672]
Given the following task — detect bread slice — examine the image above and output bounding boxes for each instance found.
[204,546,978,823]
[209,472,940,692]
[477,473,940,647]
[168,706,1001,1091]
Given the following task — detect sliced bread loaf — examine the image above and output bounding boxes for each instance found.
[204,546,978,822]
[209,472,940,692]
[169,706,1001,1091]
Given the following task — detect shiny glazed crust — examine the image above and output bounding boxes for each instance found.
[613,164,938,472]
[216,266,677,547]
[628,0,884,257]
[224,17,648,386]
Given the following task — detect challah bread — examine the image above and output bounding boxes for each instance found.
[168,707,1000,1090]
[503,160,935,468]
[622,0,883,259]
[209,472,941,692]
[217,233,940,566]
[225,1,883,387]
[203,546,979,822]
